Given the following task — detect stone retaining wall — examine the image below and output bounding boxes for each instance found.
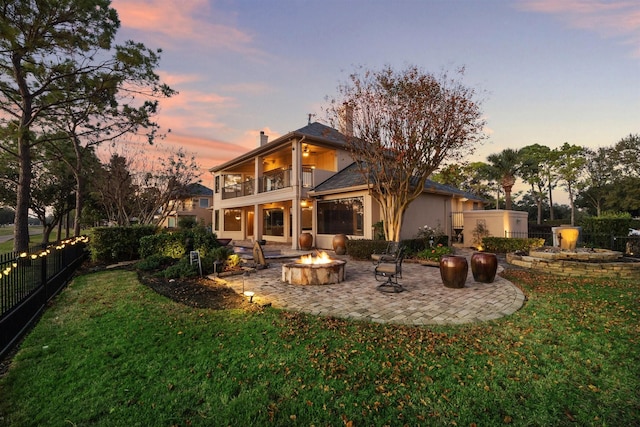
[506,253,640,279]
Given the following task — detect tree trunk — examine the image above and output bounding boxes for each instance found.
[74,175,84,236]
[14,134,31,252]
[72,137,84,237]
[568,184,575,226]
[548,182,555,221]
[504,185,513,210]
[42,222,54,244]
[57,215,63,241]
[380,195,403,242]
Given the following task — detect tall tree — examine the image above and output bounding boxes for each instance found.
[93,147,200,226]
[554,143,587,226]
[431,162,494,201]
[578,146,616,216]
[612,134,639,178]
[485,148,521,211]
[519,144,552,224]
[0,0,172,251]
[327,65,486,241]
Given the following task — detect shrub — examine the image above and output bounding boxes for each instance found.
[139,226,220,260]
[482,237,545,253]
[345,239,390,260]
[90,225,157,263]
[581,212,633,247]
[135,254,175,271]
[416,244,454,262]
[161,257,199,279]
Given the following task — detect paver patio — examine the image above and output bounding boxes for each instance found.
[215,247,525,325]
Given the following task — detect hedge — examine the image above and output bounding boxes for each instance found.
[482,237,545,253]
[89,225,158,263]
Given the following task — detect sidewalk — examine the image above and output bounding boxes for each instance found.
[214,247,525,326]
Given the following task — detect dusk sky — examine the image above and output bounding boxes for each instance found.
[111,0,639,189]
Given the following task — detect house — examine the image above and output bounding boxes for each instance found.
[161,182,213,229]
[209,122,484,249]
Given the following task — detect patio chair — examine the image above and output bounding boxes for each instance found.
[371,241,401,264]
[374,246,406,293]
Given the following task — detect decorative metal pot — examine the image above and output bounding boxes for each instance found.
[471,252,498,283]
[332,234,348,255]
[439,255,468,289]
[299,232,313,250]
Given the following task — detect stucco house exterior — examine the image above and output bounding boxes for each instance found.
[209,122,484,250]
[161,182,213,229]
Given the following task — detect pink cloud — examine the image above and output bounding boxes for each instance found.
[517,0,640,56]
[111,0,262,56]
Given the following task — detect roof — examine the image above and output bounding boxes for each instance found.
[311,162,485,202]
[291,122,347,144]
[185,182,213,196]
[209,122,348,173]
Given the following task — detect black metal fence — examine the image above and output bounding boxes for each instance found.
[0,237,89,360]
[504,230,639,256]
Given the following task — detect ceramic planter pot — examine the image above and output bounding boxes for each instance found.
[299,232,313,250]
[471,252,498,283]
[332,234,348,255]
[439,255,468,289]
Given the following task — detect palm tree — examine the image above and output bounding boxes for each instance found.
[486,148,521,210]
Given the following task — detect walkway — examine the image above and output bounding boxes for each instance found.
[214,247,525,326]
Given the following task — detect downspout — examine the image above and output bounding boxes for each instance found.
[293,136,306,249]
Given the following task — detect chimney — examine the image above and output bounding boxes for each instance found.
[260,131,269,146]
[339,103,353,137]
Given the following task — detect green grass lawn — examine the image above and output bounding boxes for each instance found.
[0,268,638,426]
[0,228,61,254]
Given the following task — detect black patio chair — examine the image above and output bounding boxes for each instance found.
[374,245,406,293]
[371,241,401,264]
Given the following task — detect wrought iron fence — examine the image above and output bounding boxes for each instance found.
[503,230,639,256]
[0,237,89,359]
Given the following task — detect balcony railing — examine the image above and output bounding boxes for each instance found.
[260,169,291,193]
[302,167,313,188]
[222,180,254,200]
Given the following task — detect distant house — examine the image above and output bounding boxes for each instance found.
[209,122,484,249]
[161,183,213,229]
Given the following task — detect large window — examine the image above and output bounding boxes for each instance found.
[317,197,363,235]
[224,209,242,231]
[263,208,284,236]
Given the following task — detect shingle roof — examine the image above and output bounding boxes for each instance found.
[311,162,485,202]
[210,122,347,172]
[292,122,348,144]
[186,182,213,196]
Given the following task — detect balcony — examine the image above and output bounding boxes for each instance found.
[260,168,291,193]
[222,180,254,200]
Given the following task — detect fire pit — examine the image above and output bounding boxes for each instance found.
[282,251,346,285]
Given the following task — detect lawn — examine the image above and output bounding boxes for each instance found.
[0,268,638,426]
[0,227,60,254]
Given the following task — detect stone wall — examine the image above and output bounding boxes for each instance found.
[506,253,640,279]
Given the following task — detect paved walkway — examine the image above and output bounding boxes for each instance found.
[214,247,525,326]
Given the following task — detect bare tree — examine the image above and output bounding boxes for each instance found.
[93,146,200,226]
[327,65,486,241]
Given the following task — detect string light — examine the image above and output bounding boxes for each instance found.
[1,236,89,278]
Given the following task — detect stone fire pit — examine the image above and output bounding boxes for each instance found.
[282,252,346,285]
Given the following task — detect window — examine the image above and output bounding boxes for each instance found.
[224,209,242,231]
[301,207,313,230]
[199,198,209,208]
[263,208,284,236]
[317,197,363,235]
[214,176,220,193]
[168,217,176,228]
[214,210,219,231]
